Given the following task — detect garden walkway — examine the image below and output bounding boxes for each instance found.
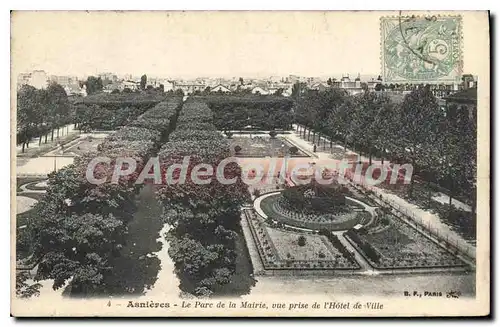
[285,126,476,261]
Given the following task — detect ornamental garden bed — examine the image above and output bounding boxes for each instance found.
[344,213,468,270]
[245,210,360,270]
[376,181,475,243]
[230,136,309,158]
[260,193,371,231]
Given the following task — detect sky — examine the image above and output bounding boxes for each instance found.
[11,11,486,79]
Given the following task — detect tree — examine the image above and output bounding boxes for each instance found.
[16,271,42,298]
[327,78,333,86]
[351,91,393,164]
[16,85,38,152]
[395,86,442,198]
[85,76,103,95]
[140,75,147,90]
[46,82,70,139]
[239,77,244,86]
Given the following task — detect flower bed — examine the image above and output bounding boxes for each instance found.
[345,214,468,269]
[260,193,370,231]
[245,210,360,270]
[230,136,309,158]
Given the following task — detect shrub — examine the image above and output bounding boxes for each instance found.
[225,131,233,139]
[289,146,298,155]
[234,145,242,154]
[345,229,380,264]
[252,189,261,197]
[318,251,326,259]
[269,130,278,138]
[297,235,306,246]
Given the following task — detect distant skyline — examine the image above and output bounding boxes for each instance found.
[12,11,482,79]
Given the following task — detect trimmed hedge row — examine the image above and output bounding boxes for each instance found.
[204,95,294,131]
[318,229,357,265]
[157,98,251,297]
[24,96,183,295]
[344,229,381,264]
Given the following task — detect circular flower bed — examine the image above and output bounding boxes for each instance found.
[260,193,371,231]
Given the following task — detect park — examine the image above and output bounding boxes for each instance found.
[15,83,477,299]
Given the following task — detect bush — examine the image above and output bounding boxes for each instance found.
[234,145,242,154]
[225,131,233,139]
[297,235,306,246]
[345,229,380,264]
[289,146,298,155]
[269,130,278,138]
[252,189,261,197]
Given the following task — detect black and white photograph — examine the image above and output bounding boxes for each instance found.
[10,10,490,317]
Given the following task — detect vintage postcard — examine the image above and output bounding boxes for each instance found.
[10,11,489,317]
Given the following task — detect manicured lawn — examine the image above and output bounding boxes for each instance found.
[356,214,467,269]
[214,232,256,296]
[101,184,164,295]
[64,137,101,156]
[16,177,45,192]
[245,210,360,270]
[376,181,476,242]
[266,228,338,261]
[230,136,309,157]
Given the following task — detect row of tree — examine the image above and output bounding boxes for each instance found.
[18,97,183,296]
[156,98,253,297]
[17,83,72,152]
[205,95,294,131]
[294,86,476,210]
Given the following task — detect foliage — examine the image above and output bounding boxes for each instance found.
[23,96,183,295]
[16,82,71,151]
[205,95,294,130]
[84,76,103,95]
[16,271,42,298]
[157,97,252,297]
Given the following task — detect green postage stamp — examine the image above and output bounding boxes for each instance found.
[381,15,463,84]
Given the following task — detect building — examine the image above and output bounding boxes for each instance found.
[17,70,49,89]
[49,75,79,87]
[251,86,269,95]
[174,82,206,95]
[64,84,87,97]
[120,80,140,91]
[17,73,32,89]
[331,74,364,95]
[98,72,118,83]
[211,84,231,93]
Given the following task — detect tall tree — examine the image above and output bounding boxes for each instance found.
[395,86,442,198]
[140,74,147,90]
[16,85,38,152]
[85,76,103,95]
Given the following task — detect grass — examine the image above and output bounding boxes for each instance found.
[377,181,476,242]
[16,177,46,192]
[357,214,467,269]
[266,228,338,261]
[214,231,256,297]
[16,193,46,227]
[101,184,164,296]
[64,138,101,156]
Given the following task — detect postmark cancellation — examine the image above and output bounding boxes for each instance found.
[381,15,463,84]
